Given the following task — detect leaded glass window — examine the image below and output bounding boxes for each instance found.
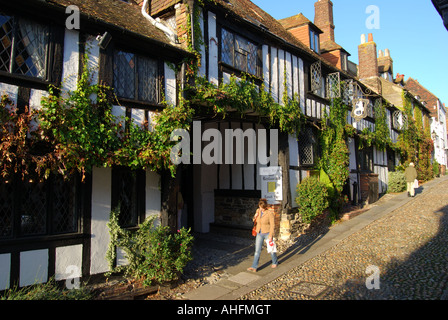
[0,12,49,79]
[221,28,259,76]
[310,60,322,94]
[113,50,159,103]
[0,175,80,240]
[298,126,318,166]
[112,168,144,228]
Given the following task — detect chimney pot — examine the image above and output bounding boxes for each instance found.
[378,50,384,57]
[361,34,366,44]
[368,33,374,42]
[385,48,390,57]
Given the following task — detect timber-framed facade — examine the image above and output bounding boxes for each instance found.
[0,0,432,290]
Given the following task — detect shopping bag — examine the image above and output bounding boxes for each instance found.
[414,179,419,189]
[265,239,277,253]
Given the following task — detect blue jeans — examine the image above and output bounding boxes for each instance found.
[251,233,278,269]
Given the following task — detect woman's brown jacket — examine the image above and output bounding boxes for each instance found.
[253,208,275,238]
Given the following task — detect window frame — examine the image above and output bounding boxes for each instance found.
[220,27,261,78]
[358,146,374,172]
[0,10,54,83]
[298,126,320,168]
[0,174,82,242]
[111,167,146,229]
[309,29,320,54]
[113,48,162,106]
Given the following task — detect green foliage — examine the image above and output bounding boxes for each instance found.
[0,95,52,181]
[296,176,329,224]
[397,92,434,182]
[38,54,194,180]
[317,98,350,219]
[39,56,121,180]
[433,160,440,177]
[191,74,304,135]
[358,101,392,151]
[106,208,194,286]
[387,171,406,193]
[0,278,92,300]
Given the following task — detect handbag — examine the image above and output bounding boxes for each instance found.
[252,224,257,237]
[251,210,259,237]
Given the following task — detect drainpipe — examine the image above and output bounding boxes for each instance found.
[141,0,178,44]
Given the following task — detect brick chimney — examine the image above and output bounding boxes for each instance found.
[358,33,378,79]
[314,0,335,43]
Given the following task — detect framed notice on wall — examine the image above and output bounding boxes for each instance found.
[260,166,282,205]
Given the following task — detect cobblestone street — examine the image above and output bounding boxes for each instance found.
[240,177,448,300]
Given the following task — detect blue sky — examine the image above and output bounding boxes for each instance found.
[252,0,448,107]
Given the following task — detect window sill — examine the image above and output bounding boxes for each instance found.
[0,71,54,91]
[0,232,88,251]
[219,62,263,84]
[116,97,164,111]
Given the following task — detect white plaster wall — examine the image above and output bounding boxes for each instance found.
[164,62,177,105]
[20,249,48,287]
[0,253,10,291]
[262,45,269,92]
[131,108,145,127]
[90,167,112,275]
[271,47,279,103]
[243,122,256,190]
[198,8,206,78]
[116,247,129,267]
[278,49,285,104]
[289,169,300,207]
[86,35,100,85]
[292,55,299,98]
[288,134,299,168]
[298,58,305,114]
[55,244,82,281]
[208,11,218,86]
[62,29,80,92]
[285,51,292,100]
[146,170,161,222]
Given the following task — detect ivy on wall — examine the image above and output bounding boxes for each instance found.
[397,92,434,181]
[315,97,350,220]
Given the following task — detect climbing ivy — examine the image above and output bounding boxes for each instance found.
[397,92,434,181]
[316,97,350,221]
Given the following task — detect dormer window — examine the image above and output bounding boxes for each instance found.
[310,29,319,53]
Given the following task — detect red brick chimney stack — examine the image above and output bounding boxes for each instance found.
[314,0,335,43]
[358,33,378,79]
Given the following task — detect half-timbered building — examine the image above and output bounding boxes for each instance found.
[0,0,413,290]
[0,0,191,290]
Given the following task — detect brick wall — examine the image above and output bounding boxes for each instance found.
[360,173,379,204]
[314,0,335,43]
[214,196,281,237]
[138,0,190,49]
[358,33,378,79]
[321,50,342,69]
[288,25,311,48]
[149,0,181,15]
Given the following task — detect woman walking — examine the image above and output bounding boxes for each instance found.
[247,199,278,272]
